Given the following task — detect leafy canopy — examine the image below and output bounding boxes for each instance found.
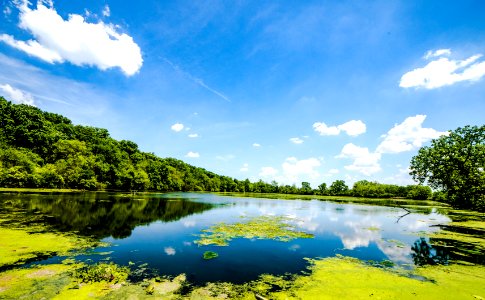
[410,125,485,211]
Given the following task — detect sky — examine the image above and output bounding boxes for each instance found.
[0,0,484,188]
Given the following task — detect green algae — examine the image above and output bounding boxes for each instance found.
[0,227,93,267]
[73,262,130,284]
[194,215,314,246]
[203,251,219,260]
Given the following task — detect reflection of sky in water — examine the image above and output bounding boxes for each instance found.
[96,193,450,284]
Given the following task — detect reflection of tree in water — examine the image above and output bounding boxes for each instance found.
[411,237,449,266]
[411,236,485,266]
[0,193,214,239]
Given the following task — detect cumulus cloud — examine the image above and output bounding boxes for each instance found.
[424,49,451,59]
[312,122,340,136]
[289,137,304,144]
[313,120,366,137]
[0,1,142,75]
[259,166,278,177]
[282,157,321,183]
[0,83,35,106]
[376,115,447,154]
[185,151,199,158]
[252,143,261,148]
[171,123,184,132]
[188,133,198,138]
[338,120,367,136]
[336,143,382,176]
[400,49,485,89]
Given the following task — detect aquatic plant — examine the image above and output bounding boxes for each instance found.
[194,215,314,246]
[203,251,219,260]
[73,262,130,283]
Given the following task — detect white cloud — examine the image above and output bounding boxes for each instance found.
[252,143,261,148]
[185,151,199,158]
[0,83,35,106]
[400,50,485,89]
[376,115,447,154]
[313,120,366,137]
[289,137,304,144]
[0,1,142,76]
[259,166,278,177]
[0,34,62,63]
[171,123,184,132]
[281,157,321,183]
[102,5,110,17]
[188,133,198,138]
[328,168,339,174]
[336,143,381,176]
[240,163,249,172]
[337,120,366,137]
[313,122,340,136]
[164,247,176,256]
[424,49,451,59]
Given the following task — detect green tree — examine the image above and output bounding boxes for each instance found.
[329,180,349,196]
[300,182,312,195]
[410,125,485,211]
[317,182,327,195]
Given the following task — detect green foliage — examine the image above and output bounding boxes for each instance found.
[203,251,219,260]
[73,262,130,283]
[0,97,243,192]
[410,125,485,211]
[329,180,349,195]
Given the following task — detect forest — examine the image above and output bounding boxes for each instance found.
[0,97,432,199]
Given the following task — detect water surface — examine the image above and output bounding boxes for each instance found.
[0,192,453,285]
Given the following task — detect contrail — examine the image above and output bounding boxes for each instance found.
[163,58,230,102]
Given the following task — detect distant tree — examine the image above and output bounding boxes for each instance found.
[406,185,432,200]
[410,125,485,211]
[317,182,327,195]
[300,182,312,194]
[329,180,349,196]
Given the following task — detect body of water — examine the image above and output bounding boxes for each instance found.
[0,192,452,285]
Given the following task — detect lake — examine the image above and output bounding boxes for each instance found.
[0,192,454,285]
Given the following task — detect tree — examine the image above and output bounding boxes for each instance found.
[329,180,349,196]
[410,125,485,211]
[317,182,327,195]
[300,182,312,194]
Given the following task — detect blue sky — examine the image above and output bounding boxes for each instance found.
[1,0,484,188]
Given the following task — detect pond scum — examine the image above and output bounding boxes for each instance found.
[194,215,314,246]
[0,210,484,299]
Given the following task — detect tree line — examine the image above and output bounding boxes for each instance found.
[0,97,433,200]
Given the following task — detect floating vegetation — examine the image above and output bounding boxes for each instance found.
[194,215,314,246]
[365,226,381,231]
[203,251,219,260]
[73,262,130,283]
[0,227,93,268]
[388,239,407,248]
